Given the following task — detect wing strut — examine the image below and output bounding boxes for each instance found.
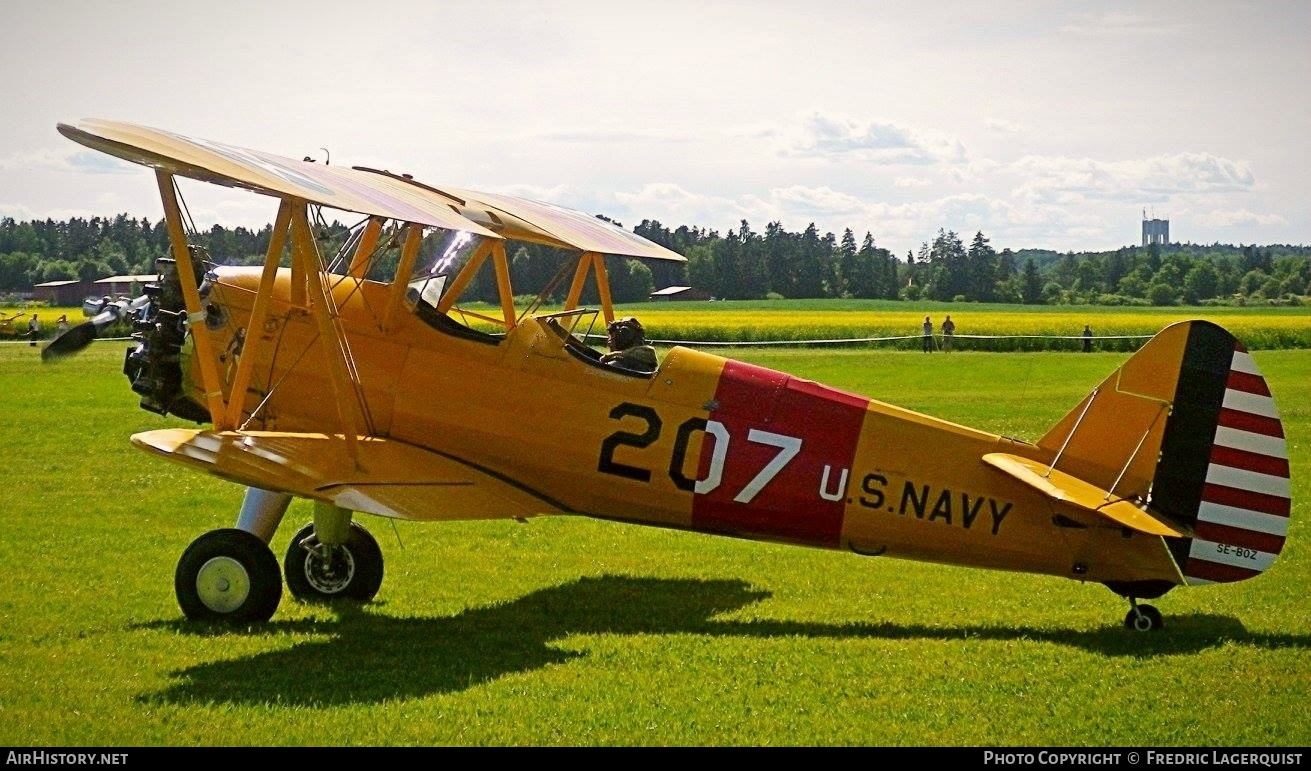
[288,202,372,459]
[224,199,292,430]
[563,251,615,325]
[432,239,518,330]
[383,223,424,332]
[435,239,494,315]
[156,171,228,427]
[491,241,516,328]
[347,217,385,279]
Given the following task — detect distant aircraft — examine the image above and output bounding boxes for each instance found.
[0,310,25,334]
[47,119,1291,632]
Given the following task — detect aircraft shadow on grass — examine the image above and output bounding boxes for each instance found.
[134,575,1311,707]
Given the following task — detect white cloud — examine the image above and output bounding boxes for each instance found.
[984,118,1023,134]
[610,181,1125,253]
[614,183,742,231]
[538,130,689,144]
[1011,152,1255,204]
[495,183,571,204]
[787,114,967,165]
[834,194,1115,252]
[895,177,931,188]
[1198,209,1289,227]
[1059,11,1186,37]
[0,202,141,224]
[728,121,783,141]
[0,147,132,174]
[616,183,918,240]
[0,202,38,221]
[768,185,866,216]
[942,158,1001,184]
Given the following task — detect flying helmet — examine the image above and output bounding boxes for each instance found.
[606,316,646,349]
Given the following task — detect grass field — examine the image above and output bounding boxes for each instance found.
[1,335,1307,747]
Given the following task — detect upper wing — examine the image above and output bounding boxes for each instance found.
[443,186,686,262]
[59,119,500,236]
[59,119,684,261]
[132,428,563,522]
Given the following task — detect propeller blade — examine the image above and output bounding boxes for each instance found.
[87,308,120,326]
[41,321,101,361]
[121,294,152,317]
[42,294,153,362]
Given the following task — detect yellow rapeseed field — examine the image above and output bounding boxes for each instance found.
[19,301,1302,351]
[618,303,1310,351]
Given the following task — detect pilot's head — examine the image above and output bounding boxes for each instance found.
[606,317,645,351]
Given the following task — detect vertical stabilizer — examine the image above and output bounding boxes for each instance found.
[1037,321,1290,586]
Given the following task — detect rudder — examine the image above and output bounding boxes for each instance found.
[1162,326,1291,584]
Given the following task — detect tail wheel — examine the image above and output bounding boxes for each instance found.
[1124,604,1164,632]
[175,529,283,622]
[284,521,384,603]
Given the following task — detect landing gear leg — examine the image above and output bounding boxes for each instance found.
[1123,598,1164,632]
[235,487,292,543]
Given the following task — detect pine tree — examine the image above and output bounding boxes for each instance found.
[1022,258,1043,304]
[966,231,997,301]
[837,228,858,298]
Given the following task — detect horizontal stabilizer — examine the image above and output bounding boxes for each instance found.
[982,453,1188,538]
[131,428,562,522]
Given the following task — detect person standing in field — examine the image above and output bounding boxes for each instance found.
[941,314,955,351]
[1082,324,1094,353]
[27,313,40,347]
[921,316,934,352]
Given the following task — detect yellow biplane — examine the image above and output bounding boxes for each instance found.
[49,119,1292,631]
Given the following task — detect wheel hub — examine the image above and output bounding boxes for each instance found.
[303,545,356,594]
[195,556,251,613]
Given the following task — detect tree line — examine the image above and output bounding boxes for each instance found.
[2,214,1308,306]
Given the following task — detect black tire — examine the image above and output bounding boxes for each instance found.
[284,521,384,603]
[175,528,282,622]
[1124,604,1164,632]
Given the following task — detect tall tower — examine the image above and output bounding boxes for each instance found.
[1142,209,1170,246]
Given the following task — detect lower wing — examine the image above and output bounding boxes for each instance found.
[132,428,563,521]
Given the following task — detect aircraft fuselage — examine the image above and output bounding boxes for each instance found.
[190,268,1181,588]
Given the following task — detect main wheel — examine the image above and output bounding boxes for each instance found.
[1124,604,1164,632]
[175,529,283,622]
[284,521,384,603]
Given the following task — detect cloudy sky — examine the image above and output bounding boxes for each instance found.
[2,0,1307,257]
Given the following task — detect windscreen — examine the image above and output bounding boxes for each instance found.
[406,229,481,310]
